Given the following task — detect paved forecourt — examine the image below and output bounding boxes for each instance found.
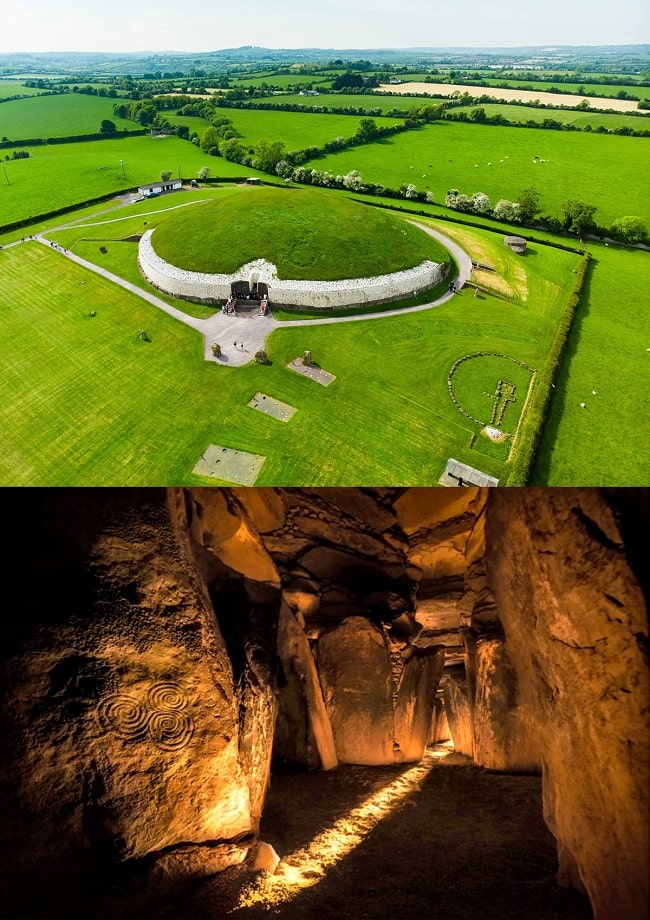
[19,223,471,368]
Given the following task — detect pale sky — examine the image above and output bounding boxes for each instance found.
[2,0,648,54]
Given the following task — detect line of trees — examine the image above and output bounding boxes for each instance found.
[444,186,647,242]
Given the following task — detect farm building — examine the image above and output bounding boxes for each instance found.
[137,178,183,197]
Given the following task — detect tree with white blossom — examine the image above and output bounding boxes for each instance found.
[342,170,364,191]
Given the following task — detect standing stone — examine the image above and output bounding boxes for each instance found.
[394,646,445,762]
[443,671,473,756]
[485,489,650,920]
[429,697,451,744]
[275,601,337,770]
[472,638,538,772]
[0,490,254,917]
[318,617,394,765]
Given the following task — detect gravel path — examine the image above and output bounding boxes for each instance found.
[23,219,472,368]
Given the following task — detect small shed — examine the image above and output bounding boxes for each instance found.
[246,177,261,185]
[440,459,499,487]
[137,178,183,197]
[504,235,527,254]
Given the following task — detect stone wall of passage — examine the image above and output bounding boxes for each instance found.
[138,230,446,310]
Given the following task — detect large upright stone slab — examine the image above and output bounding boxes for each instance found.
[317,617,394,765]
[275,601,337,770]
[443,672,474,756]
[0,490,254,917]
[393,646,445,762]
[472,638,538,772]
[485,489,650,920]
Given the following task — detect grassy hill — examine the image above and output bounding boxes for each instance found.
[151,186,448,278]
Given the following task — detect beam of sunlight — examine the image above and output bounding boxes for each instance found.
[233,743,454,911]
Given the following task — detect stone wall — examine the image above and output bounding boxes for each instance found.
[138,230,446,310]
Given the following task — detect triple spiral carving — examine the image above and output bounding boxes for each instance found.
[98,680,194,751]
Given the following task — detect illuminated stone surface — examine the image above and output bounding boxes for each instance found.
[318,617,395,766]
[0,487,647,920]
[485,489,649,920]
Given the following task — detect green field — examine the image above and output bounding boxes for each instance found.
[0,135,258,227]
[305,120,650,228]
[451,103,650,131]
[230,74,336,88]
[258,93,416,114]
[164,107,380,150]
[152,186,446,278]
[0,80,44,98]
[0,196,578,485]
[532,243,650,485]
[211,107,392,150]
[0,93,134,139]
[0,87,648,488]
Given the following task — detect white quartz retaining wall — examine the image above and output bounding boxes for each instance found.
[138,229,446,310]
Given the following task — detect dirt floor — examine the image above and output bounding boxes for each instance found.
[154,746,594,920]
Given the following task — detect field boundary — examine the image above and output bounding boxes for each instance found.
[507,253,592,484]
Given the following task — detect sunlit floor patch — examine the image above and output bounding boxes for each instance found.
[233,746,451,912]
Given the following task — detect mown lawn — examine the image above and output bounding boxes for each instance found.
[0,214,572,486]
[305,120,650,228]
[0,93,133,139]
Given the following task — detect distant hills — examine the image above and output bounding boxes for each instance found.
[1,45,649,76]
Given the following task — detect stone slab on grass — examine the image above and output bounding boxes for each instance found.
[288,359,336,386]
[193,444,265,485]
[248,392,297,422]
[439,458,499,487]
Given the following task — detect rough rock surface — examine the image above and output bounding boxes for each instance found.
[485,489,649,920]
[1,486,647,920]
[318,617,395,765]
[443,671,474,756]
[275,601,337,770]
[0,490,257,916]
[393,646,446,762]
[472,638,538,772]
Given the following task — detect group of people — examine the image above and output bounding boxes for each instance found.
[222,293,270,316]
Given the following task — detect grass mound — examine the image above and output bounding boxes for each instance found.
[152,186,447,279]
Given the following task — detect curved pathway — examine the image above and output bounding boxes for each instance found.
[21,219,472,368]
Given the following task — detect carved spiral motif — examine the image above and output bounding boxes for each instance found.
[147,681,187,712]
[97,694,149,741]
[147,709,195,751]
[98,681,195,752]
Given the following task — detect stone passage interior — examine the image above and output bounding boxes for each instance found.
[1,488,648,920]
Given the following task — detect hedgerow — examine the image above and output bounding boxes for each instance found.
[507,253,592,484]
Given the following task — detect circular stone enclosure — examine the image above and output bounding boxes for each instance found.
[138,187,449,311]
[448,353,537,433]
